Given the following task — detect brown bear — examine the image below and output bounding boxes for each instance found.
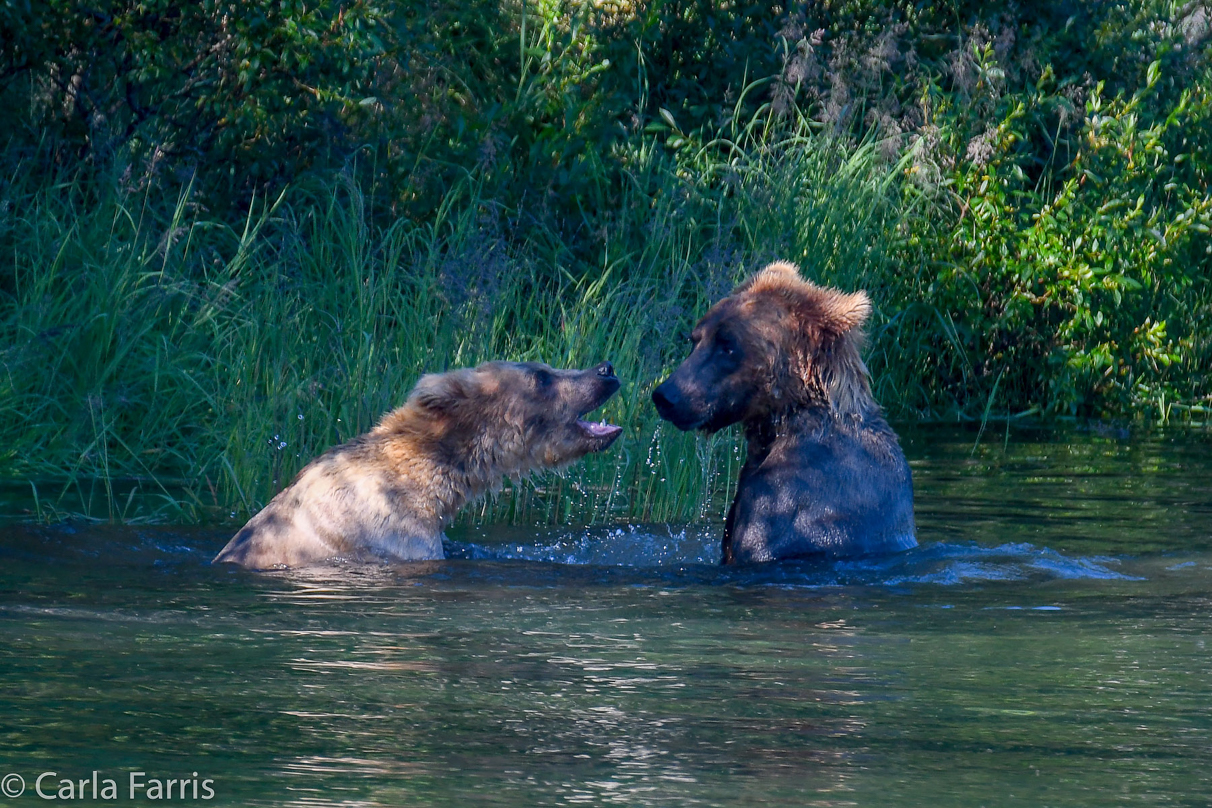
[214,361,623,569]
[651,261,916,563]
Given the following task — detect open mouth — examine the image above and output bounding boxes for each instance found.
[575,399,623,445]
[576,418,623,441]
[574,366,622,446]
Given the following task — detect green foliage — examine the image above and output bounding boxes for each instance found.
[887,56,1212,419]
[2,0,387,187]
[0,119,910,522]
[2,0,1211,524]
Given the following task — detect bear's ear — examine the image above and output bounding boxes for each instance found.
[745,261,871,339]
[410,369,479,415]
[816,288,871,337]
[736,260,800,295]
[756,260,801,284]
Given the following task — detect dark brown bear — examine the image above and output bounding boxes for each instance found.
[652,261,916,563]
[214,361,623,569]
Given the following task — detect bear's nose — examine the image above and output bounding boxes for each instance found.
[651,383,678,414]
[596,361,615,378]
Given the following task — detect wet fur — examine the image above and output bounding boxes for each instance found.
[653,261,916,563]
[214,361,621,569]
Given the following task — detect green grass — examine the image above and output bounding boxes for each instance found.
[5,0,1211,527]
[5,101,1209,526]
[0,123,913,525]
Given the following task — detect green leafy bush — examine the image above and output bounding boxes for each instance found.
[884,56,1212,418]
[1,0,388,188]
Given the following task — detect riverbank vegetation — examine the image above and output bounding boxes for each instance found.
[2,0,1210,522]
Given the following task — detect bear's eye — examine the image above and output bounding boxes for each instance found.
[716,332,737,356]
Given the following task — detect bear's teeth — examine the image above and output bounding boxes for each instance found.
[577,419,619,437]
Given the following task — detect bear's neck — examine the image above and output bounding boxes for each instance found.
[769,330,878,427]
[810,332,875,416]
[744,397,880,462]
[375,404,533,524]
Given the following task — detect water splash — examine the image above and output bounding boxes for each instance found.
[447,527,1143,586]
[4,522,1147,590]
[446,524,718,567]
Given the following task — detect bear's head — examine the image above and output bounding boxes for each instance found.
[407,360,624,469]
[652,261,873,433]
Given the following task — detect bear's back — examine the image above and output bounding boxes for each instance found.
[727,411,916,563]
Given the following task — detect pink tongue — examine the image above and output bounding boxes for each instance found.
[578,419,620,437]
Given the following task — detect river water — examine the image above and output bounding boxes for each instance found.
[2,425,1211,806]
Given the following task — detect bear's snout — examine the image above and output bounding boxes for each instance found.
[652,380,701,430]
[651,383,677,417]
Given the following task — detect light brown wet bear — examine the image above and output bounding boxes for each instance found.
[652,261,916,563]
[214,361,623,569]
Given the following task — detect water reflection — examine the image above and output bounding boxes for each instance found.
[1,427,1211,806]
[198,555,887,805]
